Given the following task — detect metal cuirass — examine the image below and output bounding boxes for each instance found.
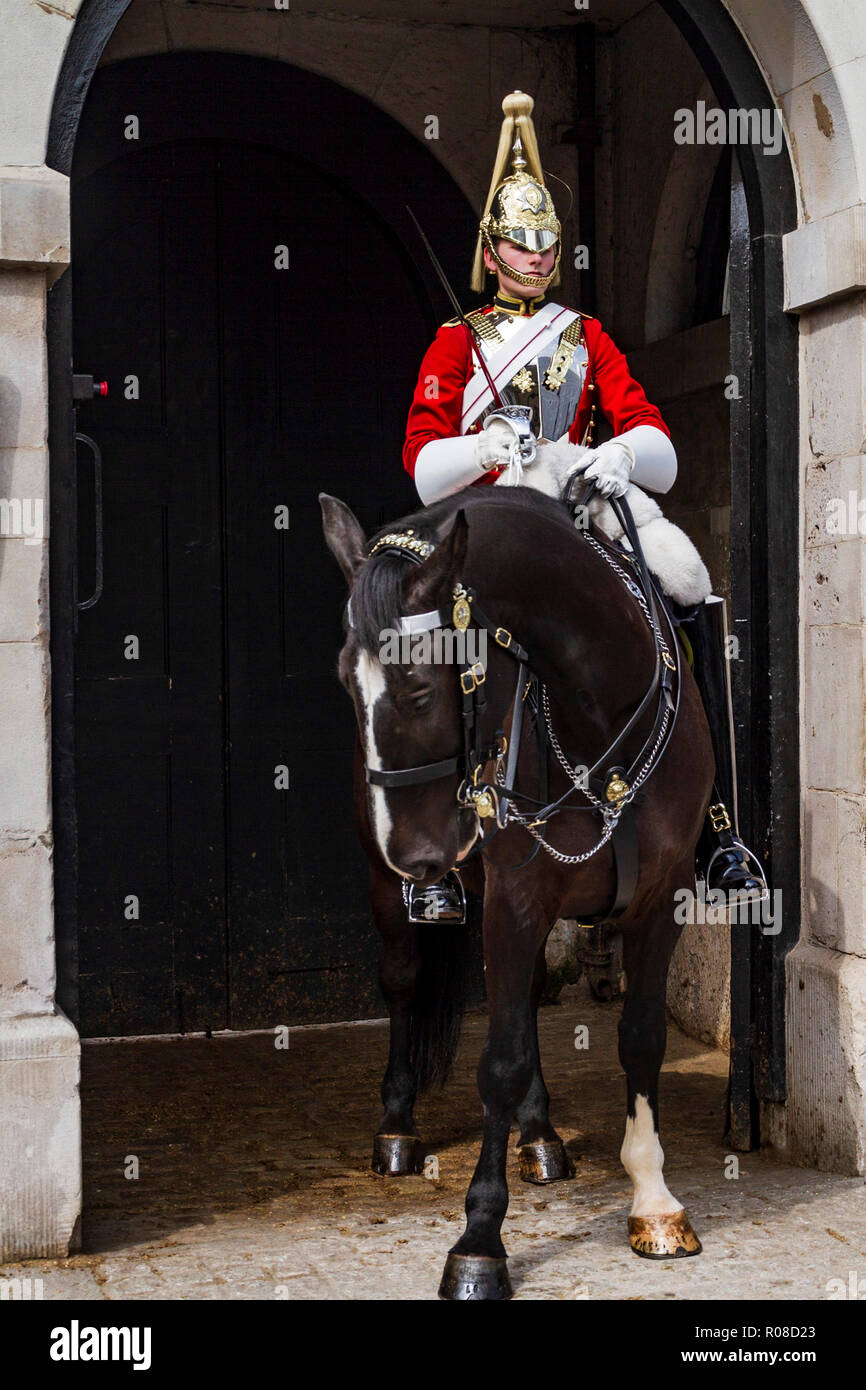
[466,306,588,442]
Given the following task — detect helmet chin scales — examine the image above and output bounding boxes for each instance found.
[483,228,561,290]
[471,91,563,294]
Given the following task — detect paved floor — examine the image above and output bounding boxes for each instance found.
[4,982,865,1300]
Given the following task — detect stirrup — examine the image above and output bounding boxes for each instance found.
[404,870,467,924]
[704,838,770,906]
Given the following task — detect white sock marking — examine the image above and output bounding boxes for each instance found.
[620,1094,683,1217]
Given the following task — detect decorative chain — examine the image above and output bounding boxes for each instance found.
[488,533,675,865]
[580,533,674,665]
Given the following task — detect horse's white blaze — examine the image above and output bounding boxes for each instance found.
[354,649,408,878]
[620,1094,683,1217]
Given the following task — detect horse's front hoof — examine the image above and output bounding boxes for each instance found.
[628,1210,702,1258]
[371,1134,425,1176]
[438,1253,513,1301]
[517,1138,575,1184]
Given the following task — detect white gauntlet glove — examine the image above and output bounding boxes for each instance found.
[413,416,539,506]
[476,419,530,471]
[579,439,635,499]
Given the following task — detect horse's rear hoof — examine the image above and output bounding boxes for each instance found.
[628,1210,703,1258]
[438,1253,513,1301]
[371,1134,425,1176]
[518,1138,575,1184]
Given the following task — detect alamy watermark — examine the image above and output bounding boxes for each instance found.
[0,498,45,544]
[674,884,781,934]
[674,101,783,157]
[825,492,866,536]
[1,1277,44,1299]
[379,626,488,667]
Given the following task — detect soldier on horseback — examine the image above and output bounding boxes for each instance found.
[402,90,767,923]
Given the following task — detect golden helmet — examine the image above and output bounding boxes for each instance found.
[471,91,562,293]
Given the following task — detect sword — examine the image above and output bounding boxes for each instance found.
[405,205,505,410]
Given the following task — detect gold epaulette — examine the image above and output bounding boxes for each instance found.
[466,307,503,343]
[441,308,503,344]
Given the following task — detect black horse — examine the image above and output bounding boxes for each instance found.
[321,484,714,1300]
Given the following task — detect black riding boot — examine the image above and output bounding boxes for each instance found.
[683,596,769,906]
[404,869,467,924]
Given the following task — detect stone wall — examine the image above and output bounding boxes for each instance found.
[0,165,80,1256]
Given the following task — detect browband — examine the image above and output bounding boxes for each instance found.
[346,596,444,636]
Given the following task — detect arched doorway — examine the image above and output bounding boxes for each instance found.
[46,2,799,1148]
[49,51,478,1036]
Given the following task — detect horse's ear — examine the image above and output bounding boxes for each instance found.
[319,494,367,588]
[404,509,469,610]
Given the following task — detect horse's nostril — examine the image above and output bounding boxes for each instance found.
[403,861,437,882]
[400,850,442,881]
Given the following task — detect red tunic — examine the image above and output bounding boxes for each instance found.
[403,305,670,487]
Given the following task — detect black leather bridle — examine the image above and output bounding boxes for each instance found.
[346,486,681,902]
[348,566,524,814]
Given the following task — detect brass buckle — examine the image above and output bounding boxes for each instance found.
[460,661,486,694]
[709,802,732,833]
[494,627,512,648]
[662,650,676,670]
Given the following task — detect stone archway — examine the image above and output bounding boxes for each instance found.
[1,0,861,1263]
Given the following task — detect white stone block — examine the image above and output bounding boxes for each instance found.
[0,273,48,451]
[0,168,70,284]
[801,302,866,461]
[804,789,838,949]
[0,2,80,166]
[835,794,866,957]
[0,641,51,834]
[668,920,730,1049]
[803,453,864,547]
[0,833,55,1018]
[725,0,839,97]
[545,918,579,974]
[804,624,864,794]
[784,205,866,312]
[0,445,48,503]
[0,540,48,643]
[803,539,864,625]
[780,67,859,221]
[0,1010,81,1262]
[781,941,866,1175]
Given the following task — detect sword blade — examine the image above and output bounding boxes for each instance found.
[406,204,504,409]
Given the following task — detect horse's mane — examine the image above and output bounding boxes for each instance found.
[349,486,579,654]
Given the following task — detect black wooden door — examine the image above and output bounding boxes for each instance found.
[72,138,425,1035]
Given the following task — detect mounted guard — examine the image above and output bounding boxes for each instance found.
[402,89,767,923]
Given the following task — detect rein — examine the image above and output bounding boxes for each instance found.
[347,487,681,911]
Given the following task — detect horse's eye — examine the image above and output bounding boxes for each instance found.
[410,687,435,711]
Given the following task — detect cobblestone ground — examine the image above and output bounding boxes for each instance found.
[4,982,865,1300]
